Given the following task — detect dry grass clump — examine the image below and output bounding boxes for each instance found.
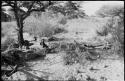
[1,36,16,52]
[63,51,79,65]
[96,26,109,36]
[24,20,67,38]
[1,21,17,36]
[62,42,87,65]
[24,12,68,38]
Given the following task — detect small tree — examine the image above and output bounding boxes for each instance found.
[96,4,124,19]
[2,1,55,48]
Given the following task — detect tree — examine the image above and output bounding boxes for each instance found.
[2,1,55,48]
[48,1,85,19]
[96,4,124,19]
[63,1,86,18]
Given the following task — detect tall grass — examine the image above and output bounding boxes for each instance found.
[62,42,87,65]
[1,21,17,36]
[2,12,68,39]
[1,36,16,52]
[24,12,67,37]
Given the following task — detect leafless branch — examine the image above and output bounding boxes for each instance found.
[3,1,15,8]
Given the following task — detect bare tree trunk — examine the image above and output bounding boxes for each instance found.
[16,18,24,49]
[13,2,25,49]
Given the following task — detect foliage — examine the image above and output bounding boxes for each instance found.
[96,4,124,18]
[63,51,79,65]
[100,17,124,57]
[63,43,86,65]
[2,1,85,47]
[53,27,67,34]
[96,25,109,36]
[111,20,124,56]
[2,1,57,47]
[96,4,124,57]
[1,37,16,52]
[48,1,86,19]
[1,21,17,36]
[24,14,67,37]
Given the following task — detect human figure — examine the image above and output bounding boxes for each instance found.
[40,39,49,48]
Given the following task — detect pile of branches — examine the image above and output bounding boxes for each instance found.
[74,40,112,50]
[1,48,46,80]
[1,49,27,78]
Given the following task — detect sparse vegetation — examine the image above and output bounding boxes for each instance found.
[24,13,67,38]
[1,1,124,81]
[63,42,87,65]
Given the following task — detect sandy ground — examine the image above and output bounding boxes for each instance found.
[6,18,124,81]
[8,52,124,81]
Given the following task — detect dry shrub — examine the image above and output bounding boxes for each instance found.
[1,21,17,36]
[60,43,68,51]
[63,51,79,65]
[109,18,124,57]
[63,43,86,65]
[24,21,55,37]
[24,15,67,38]
[1,36,16,52]
[96,26,109,36]
[96,4,124,57]
[97,17,124,58]
[53,27,67,34]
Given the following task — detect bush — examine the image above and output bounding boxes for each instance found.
[96,4,124,18]
[96,25,109,36]
[1,21,17,36]
[110,23,124,57]
[24,15,67,38]
[1,37,16,52]
[60,43,68,51]
[54,27,67,34]
[63,51,79,65]
[63,43,86,65]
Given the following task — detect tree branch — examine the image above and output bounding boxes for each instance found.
[27,1,36,11]
[22,7,45,20]
[3,1,16,8]
[3,1,26,14]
